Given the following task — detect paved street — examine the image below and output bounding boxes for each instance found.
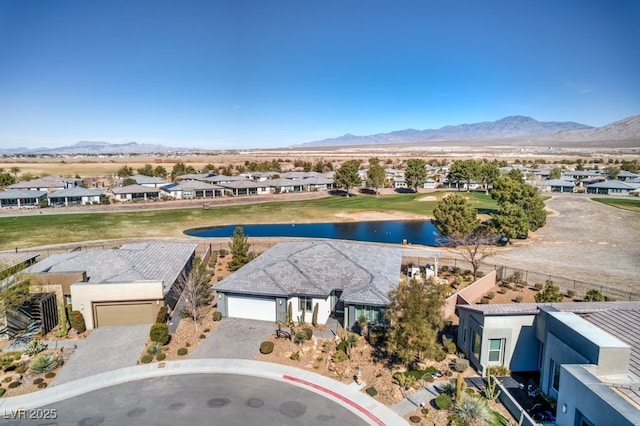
[52,325,149,385]
[3,374,367,426]
[190,318,275,359]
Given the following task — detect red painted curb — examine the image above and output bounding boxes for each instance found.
[282,374,386,426]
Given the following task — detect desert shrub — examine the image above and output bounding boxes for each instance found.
[409,415,421,423]
[331,350,348,363]
[22,339,47,356]
[2,377,11,383]
[480,297,490,304]
[8,381,20,389]
[204,328,211,333]
[199,334,206,339]
[455,358,470,372]
[259,341,274,354]
[44,372,56,379]
[37,383,47,389]
[70,311,86,333]
[0,388,5,397]
[514,295,523,303]
[149,323,169,345]
[212,311,222,321]
[147,342,162,356]
[336,341,348,353]
[486,365,510,376]
[33,378,44,385]
[366,386,378,397]
[584,289,605,302]
[445,341,457,354]
[486,291,495,299]
[15,362,28,374]
[185,342,191,347]
[434,348,447,362]
[566,289,576,298]
[156,306,169,323]
[294,331,308,344]
[177,347,188,356]
[316,355,323,362]
[303,326,313,340]
[140,355,153,364]
[476,271,485,278]
[534,282,543,290]
[180,310,191,319]
[156,352,167,361]
[452,267,461,274]
[218,249,228,258]
[452,395,491,425]
[440,379,456,397]
[290,351,300,361]
[498,287,507,294]
[435,394,452,410]
[348,333,359,347]
[440,265,449,272]
[30,353,59,374]
[1,352,22,369]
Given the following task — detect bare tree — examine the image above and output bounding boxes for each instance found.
[445,230,497,279]
[176,257,212,333]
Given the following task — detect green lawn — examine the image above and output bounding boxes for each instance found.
[0,191,497,250]
[592,197,640,212]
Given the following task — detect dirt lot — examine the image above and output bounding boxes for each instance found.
[491,194,640,292]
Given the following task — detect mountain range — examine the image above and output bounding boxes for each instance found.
[298,115,639,147]
[0,141,194,155]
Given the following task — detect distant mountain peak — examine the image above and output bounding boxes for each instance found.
[0,141,195,155]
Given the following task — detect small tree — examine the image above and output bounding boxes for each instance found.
[405,158,427,191]
[432,194,480,238]
[179,256,212,333]
[366,161,386,195]
[333,160,361,197]
[584,289,605,302]
[534,280,563,303]
[228,226,255,271]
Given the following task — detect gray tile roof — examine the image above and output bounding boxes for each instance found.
[215,240,403,305]
[0,189,47,199]
[130,174,167,185]
[587,180,636,190]
[218,180,270,189]
[112,184,160,194]
[7,176,80,190]
[161,181,222,191]
[25,241,196,294]
[0,251,39,269]
[48,188,104,197]
[544,179,575,187]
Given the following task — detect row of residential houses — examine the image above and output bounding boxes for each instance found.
[2,165,640,208]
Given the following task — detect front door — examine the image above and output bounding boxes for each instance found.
[331,290,344,316]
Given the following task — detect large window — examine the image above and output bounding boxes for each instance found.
[471,330,481,359]
[488,339,504,363]
[299,296,312,312]
[354,305,381,322]
[551,359,561,392]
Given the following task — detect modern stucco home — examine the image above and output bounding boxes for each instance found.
[24,241,197,330]
[457,301,640,426]
[215,240,408,329]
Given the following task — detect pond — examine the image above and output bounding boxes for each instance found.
[184,220,441,246]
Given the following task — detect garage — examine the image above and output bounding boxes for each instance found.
[226,294,276,322]
[94,302,155,327]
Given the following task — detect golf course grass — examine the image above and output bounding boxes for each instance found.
[592,197,640,212]
[0,191,497,250]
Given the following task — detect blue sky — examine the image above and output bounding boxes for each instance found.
[0,0,638,149]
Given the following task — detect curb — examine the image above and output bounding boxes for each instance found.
[0,359,406,425]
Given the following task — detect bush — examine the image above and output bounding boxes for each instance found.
[218,249,228,258]
[409,415,421,423]
[566,289,576,298]
[0,388,5,397]
[290,351,300,361]
[259,341,274,354]
[37,383,47,389]
[177,347,188,356]
[498,287,507,294]
[147,342,162,356]
[8,381,20,389]
[455,358,470,372]
[180,310,191,319]
[44,372,56,379]
[534,283,543,290]
[440,265,449,272]
[30,353,59,374]
[486,291,495,299]
[156,306,169,323]
[365,386,378,397]
[2,377,11,383]
[303,326,313,340]
[156,352,167,361]
[141,355,153,364]
[70,311,86,333]
[445,341,457,354]
[33,378,44,385]
[336,341,348,353]
[22,339,47,356]
[212,311,222,321]
[199,334,206,339]
[149,323,169,345]
[331,350,348,363]
[486,365,510,376]
[514,295,523,303]
[435,394,452,410]
[294,331,308,344]
[480,297,490,304]
[15,363,28,375]
[452,395,491,425]
[476,271,485,278]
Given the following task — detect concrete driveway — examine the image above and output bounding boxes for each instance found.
[52,325,149,386]
[191,318,275,359]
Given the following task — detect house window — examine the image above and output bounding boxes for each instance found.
[299,296,312,312]
[488,339,504,363]
[471,330,481,359]
[355,305,380,322]
[551,359,561,392]
[462,319,467,344]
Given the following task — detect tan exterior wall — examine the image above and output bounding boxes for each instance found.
[70,281,164,330]
[444,270,497,319]
[35,272,86,296]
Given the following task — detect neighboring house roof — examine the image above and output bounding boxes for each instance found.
[48,188,104,198]
[112,184,160,194]
[215,240,403,306]
[25,241,196,294]
[544,179,576,187]
[586,180,636,190]
[162,181,222,191]
[300,176,333,185]
[280,171,325,180]
[0,252,39,270]
[266,178,302,187]
[618,170,640,178]
[563,170,602,177]
[204,175,247,184]
[177,173,215,181]
[127,174,167,185]
[0,189,47,199]
[7,176,81,190]
[218,180,270,189]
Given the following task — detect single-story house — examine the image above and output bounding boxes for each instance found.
[111,184,160,202]
[0,189,47,208]
[218,180,270,196]
[456,302,640,426]
[7,176,81,192]
[267,178,304,193]
[585,180,636,195]
[204,175,248,185]
[48,188,104,206]
[215,240,403,329]
[24,241,197,330]
[540,179,576,193]
[300,176,334,191]
[562,170,602,180]
[161,181,223,199]
[393,176,408,189]
[615,170,639,181]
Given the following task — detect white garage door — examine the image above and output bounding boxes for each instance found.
[226,295,276,322]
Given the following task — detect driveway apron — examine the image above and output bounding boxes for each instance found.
[190,318,275,359]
